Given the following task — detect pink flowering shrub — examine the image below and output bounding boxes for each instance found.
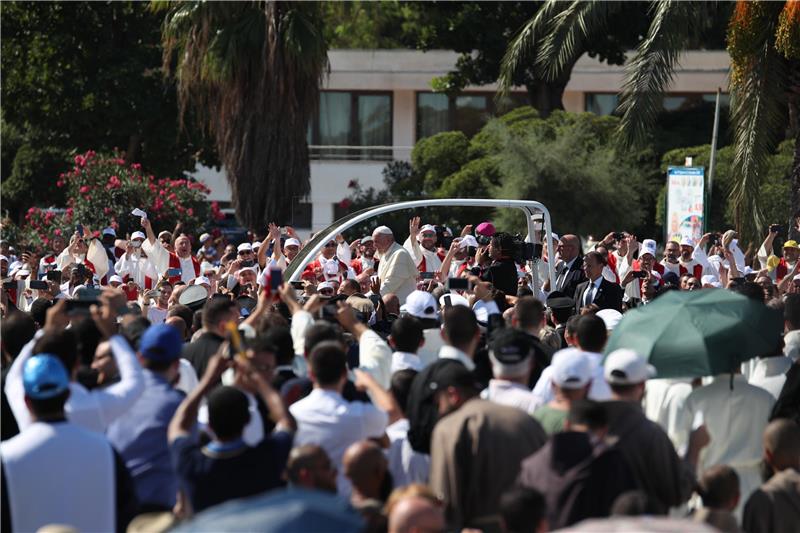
[16,150,219,251]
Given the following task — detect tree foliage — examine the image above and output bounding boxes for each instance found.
[0,1,214,221]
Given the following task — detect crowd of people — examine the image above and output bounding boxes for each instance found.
[0,213,798,533]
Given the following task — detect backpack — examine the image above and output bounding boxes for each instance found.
[406,359,465,454]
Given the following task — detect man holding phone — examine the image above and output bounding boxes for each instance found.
[115,231,158,292]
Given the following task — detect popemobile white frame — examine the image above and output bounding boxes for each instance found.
[285,198,556,293]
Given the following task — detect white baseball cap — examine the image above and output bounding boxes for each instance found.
[596,309,622,331]
[108,275,123,285]
[199,233,211,244]
[235,265,258,276]
[361,236,374,244]
[237,242,253,253]
[551,348,593,389]
[194,276,211,286]
[701,274,722,288]
[284,238,301,248]
[419,224,437,235]
[679,236,695,247]
[318,281,335,292]
[459,235,479,249]
[130,231,146,241]
[102,227,116,237]
[473,299,500,324]
[640,239,657,258]
[400,290,438,320]
[604,349,656,385]
[439,292,469,308]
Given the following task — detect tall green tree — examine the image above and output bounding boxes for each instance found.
[401,1,652,116]
[502,0,798,242]
[158,1,328,230]
[1,1,212,221]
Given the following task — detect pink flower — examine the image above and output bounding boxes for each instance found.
[186,208,194,216]
[65,207,74,218]
[54,228,62,236]
[106,175,122,190]
[79,185,91,194]
[338,198,352,210]
[74,155,86,167]
[131,163,142,170]
[347,179,358,189]
[103,207,112,215]
[167,193,177,201]
[56,180,64,188]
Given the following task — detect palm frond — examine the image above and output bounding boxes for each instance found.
[535,0,619,82]
[157,0,328,228]
[729,37,788,240]
[616,1,697,148]
[497,0,568,95]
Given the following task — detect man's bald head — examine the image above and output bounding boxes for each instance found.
[286,444,337,493]
[388,496,445,533]
[558,234,581,262]
[343,440,387,499]
[763,419,800,470]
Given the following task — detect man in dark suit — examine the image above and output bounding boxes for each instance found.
[573,251,623,313]
[553,235,587,296]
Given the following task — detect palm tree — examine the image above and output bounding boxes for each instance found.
[501,0,799,243]
[156,1,328,230]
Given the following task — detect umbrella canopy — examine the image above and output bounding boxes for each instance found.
[173,488,364,533]
[603,290,782,379]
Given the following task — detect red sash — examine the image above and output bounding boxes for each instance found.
[168,253,200,284]
[776,258,789,281]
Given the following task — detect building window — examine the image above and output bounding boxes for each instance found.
[290,201,313,229]
[585,93,620,116]
[585,92,730,116]
[309,91,392,161]
[416,92,527,140]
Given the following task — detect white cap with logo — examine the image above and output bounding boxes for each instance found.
[640,239,657,258]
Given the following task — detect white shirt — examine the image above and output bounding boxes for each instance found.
[386,418,430,488]
[290,388,388,496]
[391,351,423,373]
[748,356,793,400]
[532,351,611,403]
[1,422,116,533]
[403,237,442,273]
[643,378,693,453]
[358,329,393,390]
[115,251,158,288]
[481,379,542,414]
[784,330,800,362]
[417,328,445,369]
[681,374,775,514]
[175,359,199,395]
[6,333,145,433]
[438,345,475,371]
[142,238,197,284]
[147,305,168,324]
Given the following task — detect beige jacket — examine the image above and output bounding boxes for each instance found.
[377,241,418,303]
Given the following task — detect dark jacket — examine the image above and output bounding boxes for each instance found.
[556,257,587,296]
[181,332,225,383]
[573,278,624,313]
[604,401,694,512]
[517,431,638,529]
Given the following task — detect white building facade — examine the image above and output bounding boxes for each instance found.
[196,49,730,234]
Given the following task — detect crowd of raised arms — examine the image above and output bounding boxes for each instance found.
[0,213,798,533]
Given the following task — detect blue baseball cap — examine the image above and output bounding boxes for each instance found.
[139,324,183,363]
[23,354,70,400]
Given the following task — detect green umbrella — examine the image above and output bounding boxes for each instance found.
[603,289,782,379]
